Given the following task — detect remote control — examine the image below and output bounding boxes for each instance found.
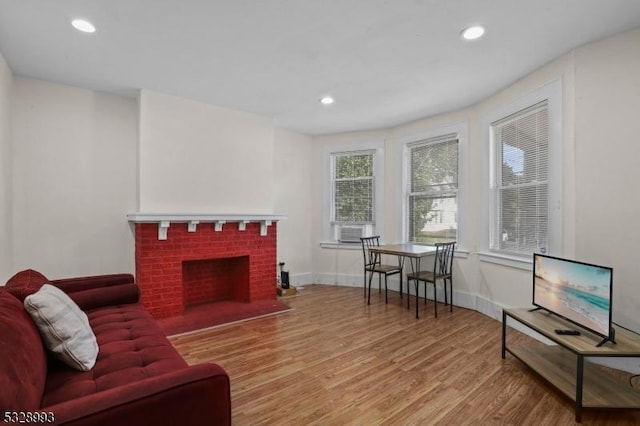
[555,329,581,335]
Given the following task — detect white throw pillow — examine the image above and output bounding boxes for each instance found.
[24,284,99,371]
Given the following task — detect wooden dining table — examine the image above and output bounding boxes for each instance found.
[367,243,436,317]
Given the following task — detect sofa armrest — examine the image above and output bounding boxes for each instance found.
[51,274,135,294]
[45,363,231,426]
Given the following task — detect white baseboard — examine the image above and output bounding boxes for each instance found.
[288,273,314,287]
[313,273,482,313]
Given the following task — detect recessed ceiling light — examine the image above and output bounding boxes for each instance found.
[461,25,485,41]
[319,96,335,105]
[71,19,96,33]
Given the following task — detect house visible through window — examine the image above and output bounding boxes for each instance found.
[491,100,548,256]
[407,134,458,243]
[331,151,374,225]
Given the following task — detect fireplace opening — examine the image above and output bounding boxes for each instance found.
[183,256,250,308]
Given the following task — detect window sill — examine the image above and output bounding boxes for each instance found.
[478,251,532,271]
[319,242,362,250]
[453,249,469,259]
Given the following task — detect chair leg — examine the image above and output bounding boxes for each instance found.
[415,280,420,319]
[367,271,374,305]
[363,270,367,298]
[378,274,381,294]
[433,282,438,318]
[448,278,453,312]
[444,279,448,306]
[384,275,388,304]
[399,273,403,300]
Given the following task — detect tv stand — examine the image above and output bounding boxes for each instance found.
[502,308,640,422]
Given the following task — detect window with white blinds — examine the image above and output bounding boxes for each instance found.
[491,101,548,256]
[407,134,458,243]
[331,151,374,224]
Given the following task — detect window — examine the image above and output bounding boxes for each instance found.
[480,79,561,266]
[331,151,375,225]
[407,134,458,243]
[322,142,384,246]
[490,101,548,256]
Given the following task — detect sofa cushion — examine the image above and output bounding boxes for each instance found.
[5,269,48,302]
[42,303,188,407]
[0,290,47,410]
[24,284,99,371]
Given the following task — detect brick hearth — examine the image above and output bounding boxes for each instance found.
[133,221,277,318]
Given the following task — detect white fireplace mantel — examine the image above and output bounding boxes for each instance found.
[127,213,287,240]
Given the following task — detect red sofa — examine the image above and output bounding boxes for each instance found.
[0,270,231,425]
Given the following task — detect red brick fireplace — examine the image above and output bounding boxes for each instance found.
[129,214,284,319]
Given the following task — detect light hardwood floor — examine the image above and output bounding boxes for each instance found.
[169,285,640,425]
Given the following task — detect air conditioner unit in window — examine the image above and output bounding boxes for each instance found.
[339,225,365,243]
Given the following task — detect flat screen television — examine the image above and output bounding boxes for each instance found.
[533,253,614,345]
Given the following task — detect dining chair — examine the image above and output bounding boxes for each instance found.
[360,236,403,305]
[406,241,456,318]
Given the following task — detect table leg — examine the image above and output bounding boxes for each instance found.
[415,256,421,319]
[407,257,415,311]
[575,355,584,422]
[398,256,405,301]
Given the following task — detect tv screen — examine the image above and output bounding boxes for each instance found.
[533,253,613,339]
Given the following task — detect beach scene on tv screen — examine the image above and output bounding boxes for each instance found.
[534,256,611,335]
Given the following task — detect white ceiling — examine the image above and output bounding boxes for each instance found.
[1,1,640,136]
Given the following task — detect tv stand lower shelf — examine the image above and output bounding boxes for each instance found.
[502,308,640,423]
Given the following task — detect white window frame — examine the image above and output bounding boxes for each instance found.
[397,123,469,250]
[480,79,563,269]
[322,141,385,246]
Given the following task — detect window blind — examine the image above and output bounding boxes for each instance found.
[492,101,548,255]
[332,151,374,224]
[407,134,458,243]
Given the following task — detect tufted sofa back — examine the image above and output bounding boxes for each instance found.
[0,290,48,410]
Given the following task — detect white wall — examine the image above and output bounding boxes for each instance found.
[273,127,313,284]
[137,90,313,284]
[10,77,138,280]
[574,28,640,332]
[387,110,477,307]
[0,52,12,281]
[1,81,314,285]
[138,90,274,213]
[311,130,390,287]
[472,52,576,313]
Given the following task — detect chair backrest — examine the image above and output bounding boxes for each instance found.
[360,236,382,268]
[433,241,456,278]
